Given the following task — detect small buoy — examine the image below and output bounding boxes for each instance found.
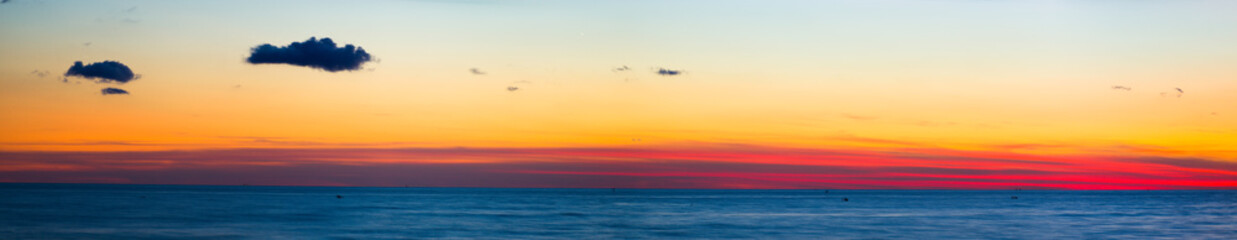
[843,198,849,202]
[336,195,343,199]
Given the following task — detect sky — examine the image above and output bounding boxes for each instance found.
[1,0,1235,189]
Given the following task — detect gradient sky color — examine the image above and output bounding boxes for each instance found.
[2,0,1236,189]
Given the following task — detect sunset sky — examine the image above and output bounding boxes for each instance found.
[2,0,1235,189]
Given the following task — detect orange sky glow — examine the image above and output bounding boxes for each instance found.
[2,0,1235,189]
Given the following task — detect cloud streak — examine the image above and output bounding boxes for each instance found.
[656,68,682,76]
[246,37,372,72]
[101,87,129,95]
[2,145,1233,189]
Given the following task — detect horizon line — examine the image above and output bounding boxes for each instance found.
[4,182,1232,191]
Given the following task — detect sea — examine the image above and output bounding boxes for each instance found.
[1,183,1234,239]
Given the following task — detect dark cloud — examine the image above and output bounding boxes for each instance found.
[1,0,10,4]
[64,61,137,83]
[507,86,519,91]
[656,68,681,76]
[246,37,372,72]
[614,65,630,71]
[1112,86,1131,91]
[101,87,129,95]
[470,68,485,75]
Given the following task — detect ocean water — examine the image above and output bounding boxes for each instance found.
[0,184,1234,239]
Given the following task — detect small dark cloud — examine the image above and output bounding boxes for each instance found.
[470,68,485,75]
[1111,86,1131,91]
[656,68,681,76]
[1,0,10,4]
[246,37,372,72]
[1175,87,1183,98]
[614,65,630,71]
[83,42,92,47]
[507,86,519,91]
[65,61,137,83]
[101,87,129,95]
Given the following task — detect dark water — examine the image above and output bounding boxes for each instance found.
[1,184,1234,239]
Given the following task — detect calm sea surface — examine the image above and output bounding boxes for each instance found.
[1,183,1234,239]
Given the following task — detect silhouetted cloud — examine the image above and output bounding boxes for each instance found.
[470,68,485,75]
[1112,86,1131,91]
[614,65,631,71]
[64,61,137,83]
[507,86,519,91]
[246,37,372,72]
[1175,87,1183,97]
[656,68,681,76]
[101,87,128,95]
